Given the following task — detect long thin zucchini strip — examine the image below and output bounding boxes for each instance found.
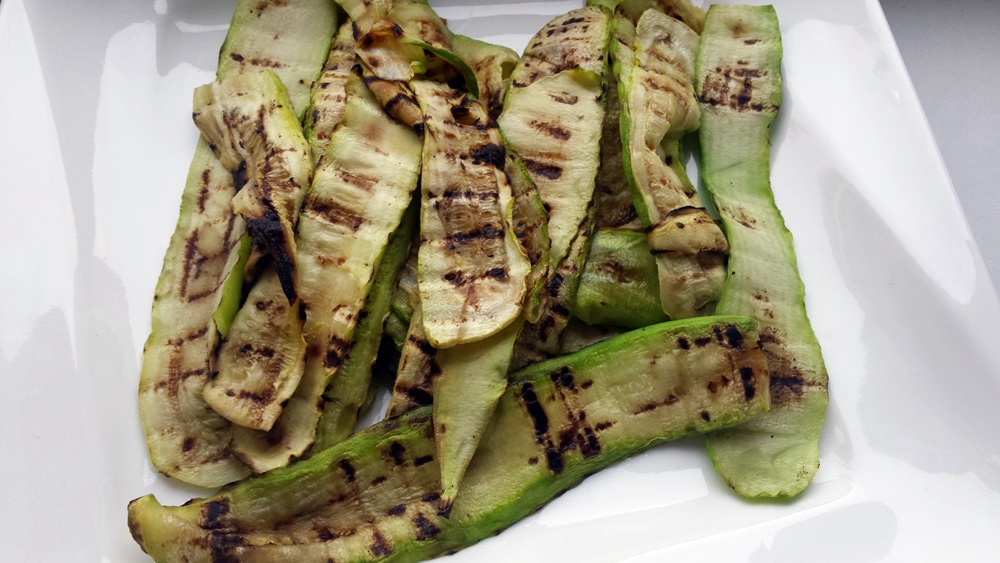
[129,316,770,562]
[595,13,641,230]
[619,9,728,320]
[138,0,337,487]
[433,318,523,514]
[304,20,357,164]
[697,5,829,497]
[413,80,530,347]
[387,302,438,417]
[230,74,423,472]
[313,197,419,451]
[498,6,609,270]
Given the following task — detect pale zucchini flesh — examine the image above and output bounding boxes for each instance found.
[696,4,828,497]
[138,0,337,487]
[128,316,770,562]
[498,6,609,270]
[618,9,728,320]
[303,20,356,164]
[413,80,530,348]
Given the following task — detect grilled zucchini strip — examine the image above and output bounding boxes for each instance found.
[313,197,418,450]
[303,20,357,164]
[138,0,336,487]
[618,9,728,320]
[696,5,828,497]
[413,80,530,347]
[129,316,770,562]
[451,34,520,119]
[193,70,315,304]
[498,6,609,270]
[229,74,422,472]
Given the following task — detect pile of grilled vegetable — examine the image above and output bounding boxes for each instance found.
[129,0,829,560]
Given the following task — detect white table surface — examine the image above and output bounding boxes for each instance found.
[879,0,1000,292]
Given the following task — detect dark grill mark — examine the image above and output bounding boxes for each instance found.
[338,459,356,482]
[694,336,712,347]
[520,383,564,474]
[245,206,297,303]
[200,499,230,529]
[388,441,406,465]
[562,16,586,25]
[740,367,756,400]
[414,454,434,467]
[469,143,506,169]
[522,158,563,180]
[677,336,690,350]
[414,514,442,541]
[530,120,571,141]
[701,410,711,422]
[594,421,613,431]
[371,475,387,486]
[549,93,579,105]
[549,366,575,390]
[182,437,196,452]
[403,386,434,407]
[446,223,504,244]
[309,200,365,231]
[370,531,392,558]
[723,325,745,350]
[315,526,337,541]
[407,335,436,356]
[421,492,440,504]
[387,504,407,516]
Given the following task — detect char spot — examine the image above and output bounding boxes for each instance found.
[594,421,613,431]
[694,336,712,347]
[723,325,745,349]
[740,366,757,400]
[701,410,711,422]
[414,455,434,467]
[338,459,356,482]
[469,143,506,169]
[407,335,436,356]
[182,437,196,452]
[422,492,441,503]
[677,336,690,350]
[528,456,539,465]
[388,441,406,465]
[230,53,244,63]
[403,386,434,407]
[387,504,407,516]
[200,499,230,529]
[370,531,392,558]
[371,475,387,486]
[549,366,575,390]
[580,380,593,389]
[562,16,585,25]
[414,514,442,541]
[530,119,571,141]
[707,381,718,394]
[315,526,337,541]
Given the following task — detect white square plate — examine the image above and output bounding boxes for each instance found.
[2,0,999,561]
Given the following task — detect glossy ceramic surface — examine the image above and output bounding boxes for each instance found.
[1,0,999,561]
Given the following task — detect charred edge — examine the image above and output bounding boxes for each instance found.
[522,158,563,180]
[414,514,442,541]
[469,143,506,169]
[246,208,297,304]
[739,367,756,400]
[338,459,356,482]
[200,498,230,530]
[388,441,406,465]
[407,335,437,356]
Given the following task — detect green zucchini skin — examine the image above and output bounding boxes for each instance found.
[128,316,770,562]
[138,0,337,488]
[696,5,828,497]
[574,228,669,329]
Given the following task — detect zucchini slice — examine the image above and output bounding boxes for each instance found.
[193,69,314,304]
[498,6,609,270]
[451,34,519,118]
[619,9,728,320]
[696,5,829,497]
[613,0,706,33]
[413,80,530,348]
[128,316,770,562]
[313,196,419,451]
[303,20,356,164]
[229,74,422,472]
[138,0,336,487]
[387,302,439,417]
